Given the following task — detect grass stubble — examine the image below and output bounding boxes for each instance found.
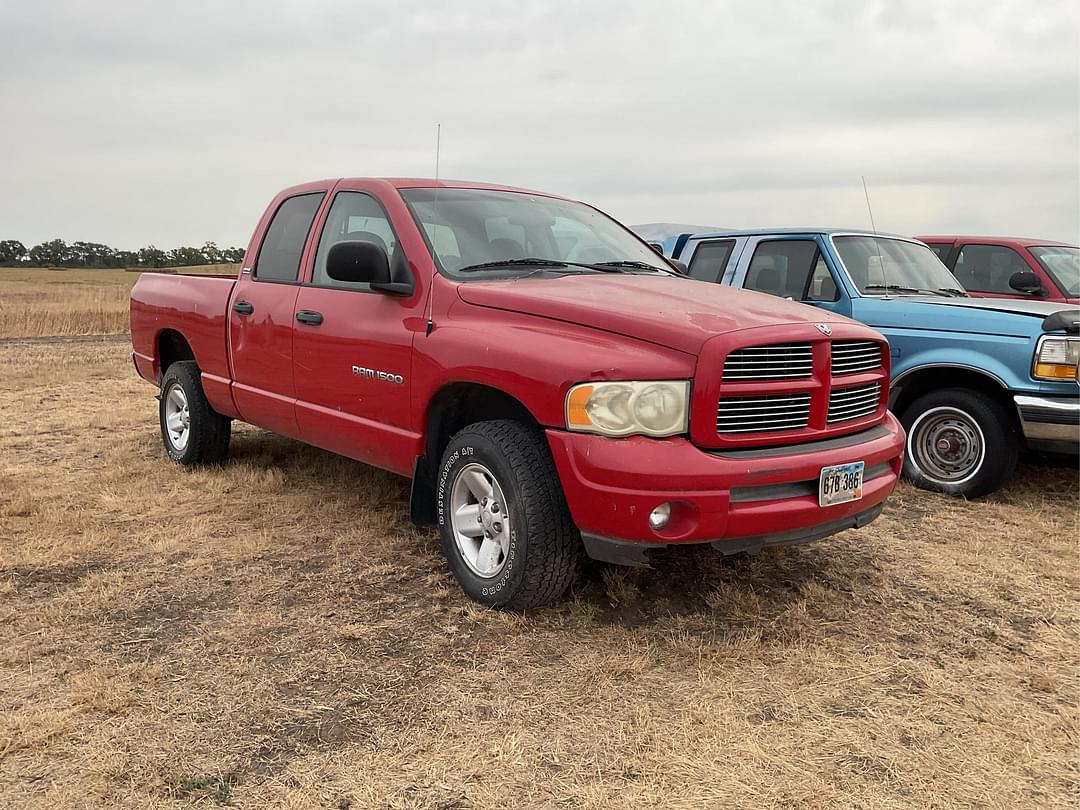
[0,268,1077,808]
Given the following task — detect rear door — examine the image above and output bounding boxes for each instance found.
[291,184,422,476]
[229,188,327,438]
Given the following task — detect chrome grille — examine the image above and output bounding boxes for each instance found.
[828,382,881,423]
[831,340,882,375]
[723,343,813,380]
[717,392,811,433]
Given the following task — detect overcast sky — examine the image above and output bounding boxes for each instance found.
[1,0,1077,250]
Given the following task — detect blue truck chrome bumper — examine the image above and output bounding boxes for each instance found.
[1014,395,1080,453]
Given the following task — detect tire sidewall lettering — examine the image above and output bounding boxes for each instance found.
[437,439,522,600]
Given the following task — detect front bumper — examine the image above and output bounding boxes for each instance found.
[546,413,905,564]
[1014,395,1080,453]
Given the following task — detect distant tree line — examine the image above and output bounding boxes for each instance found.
[0,239,245,268]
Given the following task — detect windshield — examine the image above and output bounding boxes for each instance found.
[1029,246,1079,297]
[833,236,966,296]
[398,188,670,278]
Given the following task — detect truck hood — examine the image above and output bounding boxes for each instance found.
[905,297,1070,318]
[859,295,1078,338]
[456,275,855,354]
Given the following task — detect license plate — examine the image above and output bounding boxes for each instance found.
[819,461,865,507]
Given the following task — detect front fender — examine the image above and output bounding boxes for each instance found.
[889,335,1036,395]
[412,305,696,430]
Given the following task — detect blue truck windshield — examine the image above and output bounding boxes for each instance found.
[834,236,965,296]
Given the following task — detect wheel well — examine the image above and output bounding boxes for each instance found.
[409,383,539,525]
[891,367,1016,426]
[157,330,195,380]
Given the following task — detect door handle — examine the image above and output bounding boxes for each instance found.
[295,310,324,326]
[233,300,254,316]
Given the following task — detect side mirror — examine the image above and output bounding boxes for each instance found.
[327,241,390,284]
[326,241,414,295]
[1009,270,1045,296]
[668,259,689,274]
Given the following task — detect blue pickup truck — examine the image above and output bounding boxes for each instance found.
[660,228,1080,497]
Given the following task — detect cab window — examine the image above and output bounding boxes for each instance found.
[925,243,951,262]
[254,193,325,282]
[744,240,821,299]
[687,239,735,283]
[312,192,399,290]
[806,255,840,301]
[953,244,1029,294]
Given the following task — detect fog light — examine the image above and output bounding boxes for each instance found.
[648,503,672,530]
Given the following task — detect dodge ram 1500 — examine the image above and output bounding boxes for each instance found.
[131,179,905,608]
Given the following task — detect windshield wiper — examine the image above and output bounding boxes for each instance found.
[458,257,628,274]
[593,260,671,274]
[937,287,967,297]
[459,258,573,273]
[864,283,922,294]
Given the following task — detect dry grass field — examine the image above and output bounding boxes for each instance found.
[0,266,238,338]
[0,268,1077,808]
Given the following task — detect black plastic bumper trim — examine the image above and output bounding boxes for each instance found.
[729,462,892,503]
[707,425,891,460]
[580,502,886,569]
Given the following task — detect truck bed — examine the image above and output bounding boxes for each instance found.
[130,271,237,392]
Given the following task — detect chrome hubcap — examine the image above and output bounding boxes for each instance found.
[449,462,511,578]
[909,406,984,484]
[164,383,191,452]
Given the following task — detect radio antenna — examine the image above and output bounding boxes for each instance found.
[861,175,890,298]
[424,124,441,336]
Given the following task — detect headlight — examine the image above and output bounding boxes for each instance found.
[565,381,690,437]
[1033,337,1080,382]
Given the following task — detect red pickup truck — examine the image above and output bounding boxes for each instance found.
[919,235,1079,304]
[131,178,905,609]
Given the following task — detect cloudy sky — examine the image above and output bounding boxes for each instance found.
[1,0,1077,250]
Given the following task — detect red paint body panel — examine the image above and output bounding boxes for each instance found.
[919,235,1078,305]
[548,412,903,543]
[131,178,904,549]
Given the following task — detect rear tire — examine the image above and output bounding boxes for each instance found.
[159,361,231,466]
[900,388,1017,498]
[436,420,582,610]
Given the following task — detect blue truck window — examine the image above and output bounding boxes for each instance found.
[745,240,819,299]
[687,239,735,283]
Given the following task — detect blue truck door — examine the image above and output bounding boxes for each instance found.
[730,235,853,318]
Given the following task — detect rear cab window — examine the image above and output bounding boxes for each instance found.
[687,239,735,283]
[254,193,325,282]
[924,243,952,263]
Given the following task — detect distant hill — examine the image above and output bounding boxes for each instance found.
[631,223,728,243]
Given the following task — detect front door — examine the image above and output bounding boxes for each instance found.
[228,189,326,438]
[736,235,852,318]
[291,188,422,476]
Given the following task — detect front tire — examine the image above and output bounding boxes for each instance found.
[159,361,231,465]
[900,388,1017,497]
[436,420,582,610]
